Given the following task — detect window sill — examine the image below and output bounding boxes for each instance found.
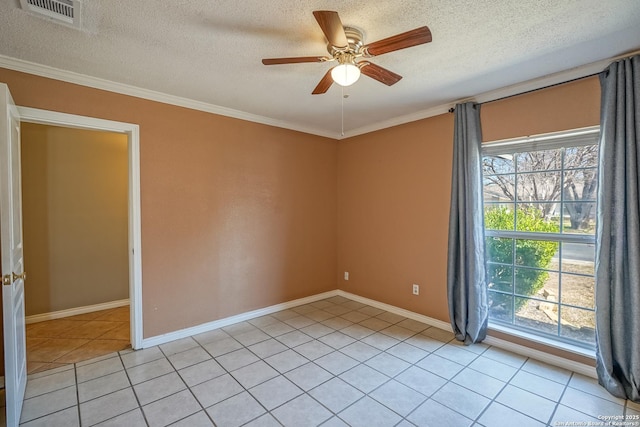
[488,322,596,360]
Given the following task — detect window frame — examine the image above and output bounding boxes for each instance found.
[482,125,600,350]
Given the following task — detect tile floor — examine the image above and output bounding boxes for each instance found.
[16,296,640,426]
[26,306,131,374]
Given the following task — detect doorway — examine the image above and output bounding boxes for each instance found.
[17,107,143,365]
[22,123,130,373]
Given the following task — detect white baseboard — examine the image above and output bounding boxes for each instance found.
[483,335,597,379]
[141,291,340,348]
[335,290,454,332]
[25,299,130,324]
[141,289,597,379]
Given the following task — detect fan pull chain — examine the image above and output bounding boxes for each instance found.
[341,86,344,137]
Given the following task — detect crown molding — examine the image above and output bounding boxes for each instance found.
[0,54,338,139]
[3,50,638,141]
[341,49,640,139]
[341,63,607,139]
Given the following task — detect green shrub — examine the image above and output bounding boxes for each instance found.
[485,206,559,312]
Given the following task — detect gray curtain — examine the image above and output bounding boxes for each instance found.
[447,102,488,345]
[596,55,640,402]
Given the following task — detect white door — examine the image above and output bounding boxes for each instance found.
[0,83,27,427]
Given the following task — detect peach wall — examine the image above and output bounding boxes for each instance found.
[482,77,600,141]
[338,76,600,361]
[338,115,454,322]
[0,68,337,338]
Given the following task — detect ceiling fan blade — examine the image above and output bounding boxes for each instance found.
[312,69,334,95]
[313,11,349,48]
[363,26,432,56]
[262,56,328,65]
[359,62,403,86]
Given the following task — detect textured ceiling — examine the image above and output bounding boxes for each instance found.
[1,0,639,138]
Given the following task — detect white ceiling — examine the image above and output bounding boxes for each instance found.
[1,0,639,139]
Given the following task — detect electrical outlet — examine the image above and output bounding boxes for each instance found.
[344,272,349,280]
[412,284,419,295]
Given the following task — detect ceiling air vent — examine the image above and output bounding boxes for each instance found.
[19,0,81,28]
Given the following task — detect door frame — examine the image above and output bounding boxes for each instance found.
[17,107,143,349]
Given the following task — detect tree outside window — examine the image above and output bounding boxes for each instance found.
[482,128,598,347]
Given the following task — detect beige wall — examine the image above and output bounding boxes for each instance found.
[338,77,600,363]
[0,68,338,338]
[21,123,129,316]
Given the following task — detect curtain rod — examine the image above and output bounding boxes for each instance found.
[447,72,598,113]
[448,49,640,113]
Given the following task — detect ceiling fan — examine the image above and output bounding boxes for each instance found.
[262,11,432,95]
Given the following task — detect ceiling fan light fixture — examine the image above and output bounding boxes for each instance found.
[331,63,360,86]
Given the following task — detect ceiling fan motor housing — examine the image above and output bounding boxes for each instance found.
[328,26,365,57]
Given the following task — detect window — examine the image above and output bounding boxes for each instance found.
[482,126,599,347]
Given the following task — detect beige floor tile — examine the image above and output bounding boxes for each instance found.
[26,336,50,350]
[369,380,426,417]
[76,352,120,367]
[26,307,131,374]
[249,376,303,411]
[74,338,130,354]
[20,386,77,424]
[178,359,226,387]
[28,362,73,375]
[191,374,244,408]
[121,346,164,368]
[94,408,147,427]
[64,320,121,339]
[27,363,74,379]
[271,394,332,427]
[340,397,401,426]
[407,399,473,427]
[19,406,80,427]
[79,388,138,426]
[159,337,199,356]
[170,411,215,427]
[97,322,130,340]
[231,360,279,389]
[24,369,76,399]
[285,362,334,391]
[18,298,636,427]
[55,339,130,364]
[78,371,131,403]
[478,402,546,427]
[142,389,201,427]
[76,357,124,383]
[95,307,130,322]
[127,358,175,385]
[27,338,90,362]
[206,391,266,427]
[168,346,212,370]
[133,372,186,406]
[309,377,363,413]
[27,319,87,338]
